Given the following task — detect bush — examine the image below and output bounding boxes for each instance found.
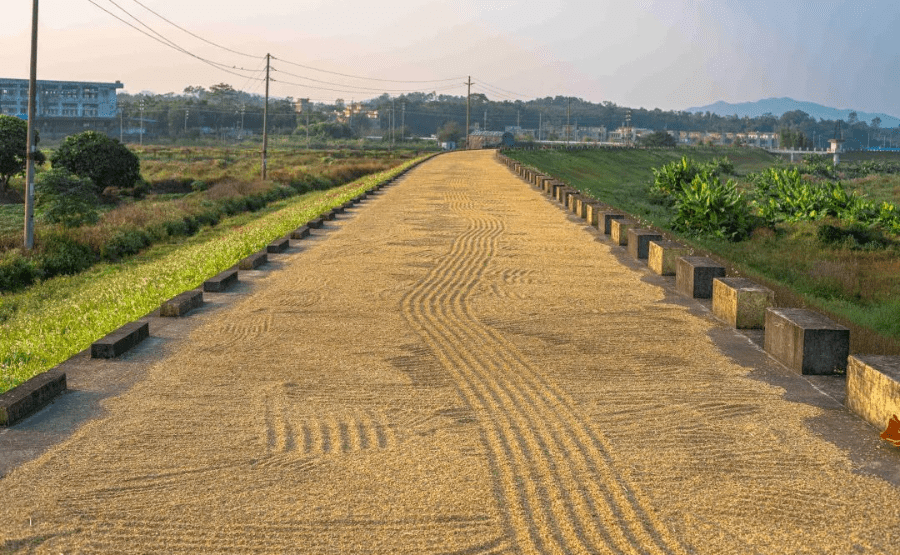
[36,232,95,277]
[672,172,752,241]
[0,250,37,292]
[34,168,99,228]
[0,115,45,192]
[51,131,141,194]
[649,156,732,205]
[100,227,151,260]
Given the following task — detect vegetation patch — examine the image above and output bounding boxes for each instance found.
[506,147,900,352]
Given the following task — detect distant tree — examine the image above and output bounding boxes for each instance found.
[0,115,45,192]
[639,130,677,147]
[847,111,858,126]
[436,121,464,144]
[51,131,141,194]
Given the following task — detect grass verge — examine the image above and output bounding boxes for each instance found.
[0,156,428,394]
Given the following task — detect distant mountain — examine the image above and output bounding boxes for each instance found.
[685,97,900,128]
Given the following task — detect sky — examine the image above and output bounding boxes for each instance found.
[3,0,900,117]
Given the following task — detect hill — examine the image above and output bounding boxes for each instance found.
[685,97,899,128]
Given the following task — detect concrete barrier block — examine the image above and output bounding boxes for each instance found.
[626,229,664,259]
[583,202,602,227]
[160,290,203,317]
[598,211,626,235]
[846,355,900,434]
[307,217,325,229]
[0,369,66,426]
[91,321,150,359]
[267,237,290,254]
[648,241,690,275]
[764,308,850,375]
[238,250,268,270]
[712,277,774,328]
[203,268,239,293]
[675,256,725,298]
[291,226,310,240]
[610,218,634,246]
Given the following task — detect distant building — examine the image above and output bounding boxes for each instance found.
[0,78,123,137]
[468,130,514,149]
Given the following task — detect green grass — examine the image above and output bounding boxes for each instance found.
[0,157,427,394]
[0,204,23,238]
[507,146,900,354]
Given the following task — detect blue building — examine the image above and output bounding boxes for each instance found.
[0,78,123,137]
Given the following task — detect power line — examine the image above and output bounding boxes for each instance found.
[86,0,265,81]
[271,67,464,94]
[271,77,462,97]
[271,56,464,85]
[128,0,261,58]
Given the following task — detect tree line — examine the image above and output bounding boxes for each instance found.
[113,84,897,148]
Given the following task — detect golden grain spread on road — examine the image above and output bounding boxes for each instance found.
[1,150,899,554]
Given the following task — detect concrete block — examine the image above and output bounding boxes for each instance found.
[238,250,268,270]
[0,369,66,426]
[648,241,690,276]
[610,219,634,246]
[712,277,774,328]
[160,290,203,317]
[675,256,725,298]
[203,268,239,293]
[331,205,345,214]
[567,192,579,213]
[267,237,290,254]
[764,308,850,375]
[598,211,626,235]
[91,321,150,359]
[846,355,900,433]
[626,229,664,259]
[291,226,310,240]
[323,211,336,221]
[307,217,325,229]
[584,202,601,227]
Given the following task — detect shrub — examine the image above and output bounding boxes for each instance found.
[51,131,141,194]
[34,168,99,228]
[672,172,752,241]
[0,250,37,292]
[36,232,95,277]
[0,115,45,192]
[649,156,732,205]
[100,227,151,260]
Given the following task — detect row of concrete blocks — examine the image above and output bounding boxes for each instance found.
[0,185,390,427]
[498,153,900,439]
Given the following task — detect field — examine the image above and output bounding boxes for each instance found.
[507,146,900,354]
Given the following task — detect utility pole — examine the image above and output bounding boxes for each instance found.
[120,107,124,142]
[139,99,144,146]
[539,112,542,141]
[306,107,310,150]
[484,110,487,131]
[517,110,520,129]
[184,108,189,135]
[239,104,245,140]
[566,98,571,144]
[23,0,38,250]
[465,76,472,149]
[391,98,395,149]
[401,102,405,142]
[262,53,270,180]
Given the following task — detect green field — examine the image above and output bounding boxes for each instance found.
[507,147,900,355]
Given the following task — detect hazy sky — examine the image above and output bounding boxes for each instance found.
[4,0,899,116]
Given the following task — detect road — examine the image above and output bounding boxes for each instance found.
[1,149,899,554]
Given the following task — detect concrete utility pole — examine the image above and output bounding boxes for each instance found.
[139,99,144,146]
[566,98,571,144]
[262,53,270,180]
[401,102,405,142]
[23,0,38,250]
[391,97,395,149]
[465,76,472,149]
[539,112,542,141]
[184,109,189,134]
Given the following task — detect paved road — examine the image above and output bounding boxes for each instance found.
[2,150,899,554]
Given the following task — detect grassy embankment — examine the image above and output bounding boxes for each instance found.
[0,154,429,394]
[507,147,900,355]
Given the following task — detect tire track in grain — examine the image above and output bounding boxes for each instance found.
[401,198,689,554]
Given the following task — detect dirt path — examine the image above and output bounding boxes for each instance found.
[1,149,899,554]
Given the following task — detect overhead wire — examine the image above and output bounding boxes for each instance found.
[86,0,265,82]
[128,0,261,59]
[271,56,464,85]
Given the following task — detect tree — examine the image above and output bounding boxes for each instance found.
[51,131,141,194]
[436,121,464,144]
[34,168,98,227]
[638,130,677,147]
[0,115,45,192]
